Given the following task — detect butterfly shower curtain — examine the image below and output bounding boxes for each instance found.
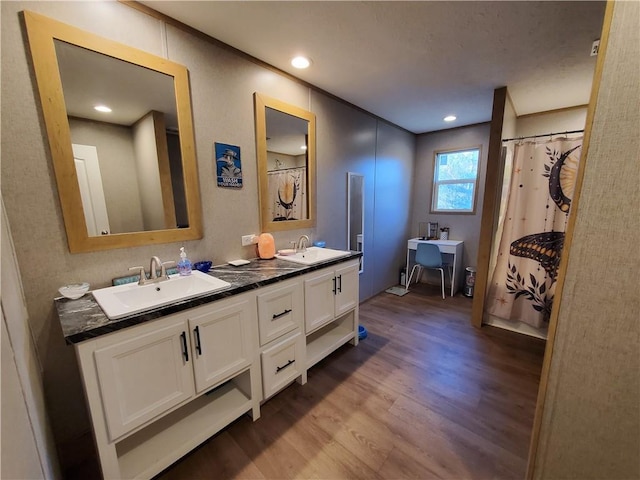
[485,137,582,329]
[267,167,307,222]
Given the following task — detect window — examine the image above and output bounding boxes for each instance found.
[431,147,480,213]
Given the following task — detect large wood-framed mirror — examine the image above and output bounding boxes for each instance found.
[23,11,202,253]
[254,93,316,232]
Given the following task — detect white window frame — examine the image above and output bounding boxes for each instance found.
[431,146,481,214]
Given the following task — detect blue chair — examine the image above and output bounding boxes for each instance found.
[405,243,446,299]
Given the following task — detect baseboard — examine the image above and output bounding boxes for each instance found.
[484,315,548,339]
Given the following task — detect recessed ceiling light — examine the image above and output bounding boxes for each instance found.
[444,115,457,122]
[300,145,308,150]
[291,56,311,69]
[94,105,112,113]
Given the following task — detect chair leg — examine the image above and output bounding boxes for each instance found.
[439,268,445,299]
[405,265,420,291]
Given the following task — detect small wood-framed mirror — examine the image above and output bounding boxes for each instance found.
[347,172,364,273]
[254,93,316,232]
[24,11,202,253]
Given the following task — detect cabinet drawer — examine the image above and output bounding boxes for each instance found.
[257,281,302,346]
[261,332,304,399]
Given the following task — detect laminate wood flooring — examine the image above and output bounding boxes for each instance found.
[156,285,546,480]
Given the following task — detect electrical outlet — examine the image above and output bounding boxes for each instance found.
[241,234,257,246]
[591,39,600,56]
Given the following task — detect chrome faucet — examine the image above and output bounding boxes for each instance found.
[129,256,175,285]
[149,256,162,280]
[296,235,310,253]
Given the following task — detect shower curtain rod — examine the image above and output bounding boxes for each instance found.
[502,129,584,142]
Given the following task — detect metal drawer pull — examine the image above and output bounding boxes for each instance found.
[194,326,202,355]
[180,331,189,362]
[338,274,342,293]
[276,359,295,373]
[272,308,292,320]
[332,277,337,294]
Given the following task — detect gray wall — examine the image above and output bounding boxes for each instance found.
[532,1,640,478]
[0,1,414,466]
[411,123,491,270]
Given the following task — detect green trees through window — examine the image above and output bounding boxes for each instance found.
[432,148,480,213]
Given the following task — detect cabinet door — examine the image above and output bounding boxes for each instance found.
[257,280,303,346]
[304,269,336,333]
[335,262,359,317]
[94,320,194,441]
[190,299,253,393]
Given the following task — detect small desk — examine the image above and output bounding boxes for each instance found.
[406,238,464,296]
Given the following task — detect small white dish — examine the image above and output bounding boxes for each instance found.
[228,259,250,266]
[277,249,296,256]
[59,282,90,300]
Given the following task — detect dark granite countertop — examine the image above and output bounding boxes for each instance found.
[55,253,362,345]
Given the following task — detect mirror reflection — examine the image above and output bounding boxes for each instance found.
[347,173,364,273]
[56,40,188,236]
[254,93,316,232]
[24,11,202,252]
[265,108,309,222]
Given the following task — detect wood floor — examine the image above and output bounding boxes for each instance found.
[154,284,546,480]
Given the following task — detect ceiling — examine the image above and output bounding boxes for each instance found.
[138,1,606,134]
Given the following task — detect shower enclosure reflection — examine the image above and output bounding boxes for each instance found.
[254,93,316,232]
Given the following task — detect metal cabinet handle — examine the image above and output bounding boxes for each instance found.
[276,359,294,373]
[272,309,292,320]
[337,274,342,293]
[194,326,202,355]
[180,332,189,362]
[332,277,337,294]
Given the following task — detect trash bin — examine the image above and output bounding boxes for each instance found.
[464,267,476,297]
[400,267,406,286]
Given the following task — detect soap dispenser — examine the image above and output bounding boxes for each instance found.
[177,247,192,276]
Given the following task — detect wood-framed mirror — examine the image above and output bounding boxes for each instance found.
[23,11,202,253]
[254,93,316,232]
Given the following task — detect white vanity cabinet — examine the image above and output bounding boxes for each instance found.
[69,256,361,479]
[76,293,260,480]
[303,260,360,368]
[256,279,306,400]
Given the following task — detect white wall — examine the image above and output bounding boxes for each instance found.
[1,201,60,479]
[516,107,587,138]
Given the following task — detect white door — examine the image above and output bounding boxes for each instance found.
[72,143,110,236]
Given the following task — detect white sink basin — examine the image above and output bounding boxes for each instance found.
[275,246,351,266]
[92,271,231,320]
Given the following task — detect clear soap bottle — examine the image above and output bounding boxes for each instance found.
[177,247,192,276]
